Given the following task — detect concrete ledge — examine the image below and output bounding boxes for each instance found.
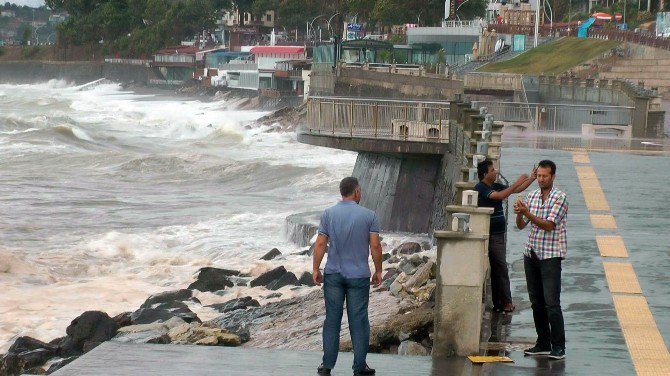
[445,205,494,215]
[434,231,489,240]
[297,132,449,155]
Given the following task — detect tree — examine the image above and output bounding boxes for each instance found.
[20,25,31,45]
[276,0,318,30]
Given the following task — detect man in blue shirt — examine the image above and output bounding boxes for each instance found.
[475,159,535,313]
[313,177,383,376]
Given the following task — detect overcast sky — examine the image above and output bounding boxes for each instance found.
[7,0,45,7]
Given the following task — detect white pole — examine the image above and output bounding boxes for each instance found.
[534,0,540,47]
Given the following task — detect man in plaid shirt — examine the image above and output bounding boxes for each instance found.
[514,160,568,360]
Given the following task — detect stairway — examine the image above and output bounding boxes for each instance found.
[600,58,670,98]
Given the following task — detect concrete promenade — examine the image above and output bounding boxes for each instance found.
[53,147,670,375]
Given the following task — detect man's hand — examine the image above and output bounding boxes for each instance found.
[530,165,538,180]
[514,174,529,187]
[371,270,382,287]
[514,199,528,215]
[313,269,324,286]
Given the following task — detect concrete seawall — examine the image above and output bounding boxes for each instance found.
[336,68,463,100]
[349,150,460,234]
[0,61,149,84]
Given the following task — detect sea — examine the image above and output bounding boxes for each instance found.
[0,80,428,352]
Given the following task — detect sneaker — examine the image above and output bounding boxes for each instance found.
[548,347,566,360]
[317,363,331,375]
[524,345,551,356]
[353,364,376,376]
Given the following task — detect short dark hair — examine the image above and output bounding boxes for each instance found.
[477,159,494,181]
[538,160,556,175]
[340,177,359,197]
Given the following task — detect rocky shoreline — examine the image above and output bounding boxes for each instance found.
[0,240,437,376]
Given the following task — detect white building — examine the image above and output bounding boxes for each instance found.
[221,9,276,28]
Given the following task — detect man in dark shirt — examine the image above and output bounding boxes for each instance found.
[475,159,536,313]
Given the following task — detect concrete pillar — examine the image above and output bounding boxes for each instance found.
[433,230,490,356]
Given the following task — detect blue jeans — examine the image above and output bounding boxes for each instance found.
[322,273,370,372]
[524,254,566,350]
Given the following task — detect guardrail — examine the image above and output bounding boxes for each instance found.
[303,97,635,141]
[104,58,151,66]
[471,101,634,132]
[304,96,450,142]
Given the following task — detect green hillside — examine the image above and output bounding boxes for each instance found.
[478,37,620,75]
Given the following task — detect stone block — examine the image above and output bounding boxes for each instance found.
[432,285,484,356]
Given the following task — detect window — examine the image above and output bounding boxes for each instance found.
[245,13,249,22]
[267,14,272,22]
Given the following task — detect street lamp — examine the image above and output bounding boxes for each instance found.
[309,14,325,42]
[327,12,340,40]
[534,0,540,47]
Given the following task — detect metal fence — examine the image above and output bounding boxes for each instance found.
[304,97,451,142]
[303,97,635,141]
[471,101,634,132]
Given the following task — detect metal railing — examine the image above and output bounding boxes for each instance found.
[304,96,451,142]
[104,58,151,66]
[471,101,634,132]
[303,97,635,142]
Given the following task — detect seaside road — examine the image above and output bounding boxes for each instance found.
[51,341,436,376]
[53,147,669,376]
[483,147,670,375]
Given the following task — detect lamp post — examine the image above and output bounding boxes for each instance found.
[327,12,340,40]
[309,14,325,43]
[534,0,540,47]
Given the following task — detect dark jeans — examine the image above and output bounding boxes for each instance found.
[322,273,370,372]
[489,233,512,308]
[524,254,566,350]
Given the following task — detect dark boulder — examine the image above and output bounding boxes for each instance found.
[8,337,57,356]
[298,272,315,287]
[249,266,287,287]
[131,302,200,325]
[382,253,392,262]
[59,311,119,357]
[141,289,193,308]
[260,248,282,261]
[112,312,133,328]
[207,297,260,313]
[46,356,78,375]
[382,268,399,281]
[267,272,299,291]
[187,267,238,292]
[392,242,422,256]
[1,349,53,376]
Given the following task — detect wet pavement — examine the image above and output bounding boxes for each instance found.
[53,147,669,375]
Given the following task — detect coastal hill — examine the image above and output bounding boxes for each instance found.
[478,37,620,76]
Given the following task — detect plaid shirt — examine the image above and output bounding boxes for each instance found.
[524,187,568,259]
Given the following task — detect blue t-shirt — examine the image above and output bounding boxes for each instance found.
[474,181,508,235]
[318,201,380,279]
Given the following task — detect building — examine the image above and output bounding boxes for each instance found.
[49,14,68,24]
[221,9,275,28]
[1,10,15,18]
[407,21,485,65]
[151,46,200,85]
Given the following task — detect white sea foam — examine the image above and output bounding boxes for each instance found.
[0,81,365,351]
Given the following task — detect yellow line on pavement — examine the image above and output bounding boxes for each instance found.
[572,152,670,375]
[603,262,643,294]
[596,236,629,258]
[590,214,618,229]
[572,152,591,164]
[575,165,611,211]
[613,295,670,376]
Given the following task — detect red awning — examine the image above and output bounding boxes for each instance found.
[592,12,612,21]
[250,46,305,54]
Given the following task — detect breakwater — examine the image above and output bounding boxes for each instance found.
[0,61,148,84]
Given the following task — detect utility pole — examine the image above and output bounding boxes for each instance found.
[534,0,540,47]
